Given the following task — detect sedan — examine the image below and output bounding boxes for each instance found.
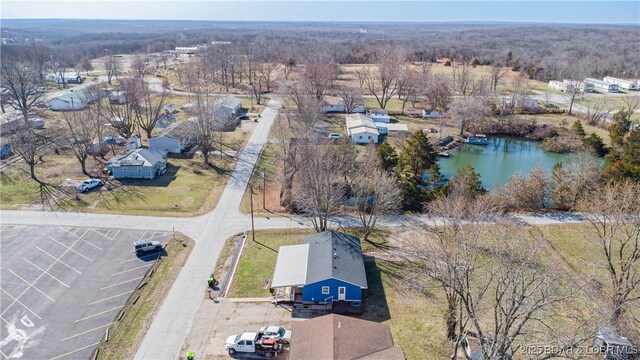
[76,178,103,193]
[259,326,292,344]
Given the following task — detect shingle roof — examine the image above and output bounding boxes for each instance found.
[154,119,195,140]
[108,148,166,167]
[290,314,404,360]
[304,231,367,288]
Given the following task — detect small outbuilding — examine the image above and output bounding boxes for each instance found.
[148,120,195,154]
[592,326,637,360]
[368,109,390,123]
[289,314,404,360]
[422,109,444,118]
[107,148,167,180]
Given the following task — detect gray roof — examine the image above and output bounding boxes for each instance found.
[595,326,634,347]
[154,119,194,141]
[217,95,241,111]
[108,148,166,167]
[303,231,367,288]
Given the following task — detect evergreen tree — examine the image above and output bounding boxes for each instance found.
[609,110,631,147]
[621,130,640,180]
[571,120,586,137]
[396,131,438,180]
[396,170,428,211]
[449,163,486,197]
[376,140,398,171]
[583,133,607,157]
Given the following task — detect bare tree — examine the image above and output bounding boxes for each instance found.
[63,107,101,176]
[489,64,508,92]
[295,144,345,232]
[8,128,65,207]
[131,53,148,79]
[397,69,422,114]
[26,42,51,83]
[1,58,44,123]
[583,99,613,126]
[301,61,336,100]
[448,97,487,136]
[100,77,141,138]
[577,181,640,325]
[621,95,640,123]
[363,46,405,109]
[352,168,400,241]
[336,86,363,114]
[257,62,278,93]
[104,53,121,85]
[423,74,452,111]
[135,81,168,139]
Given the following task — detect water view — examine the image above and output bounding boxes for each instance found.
[438,137,568,190]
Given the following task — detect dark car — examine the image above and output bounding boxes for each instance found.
[236,114,250,120]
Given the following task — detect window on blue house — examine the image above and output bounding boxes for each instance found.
[322,286,330,294]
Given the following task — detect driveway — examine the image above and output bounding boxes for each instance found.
[183,299,300,360]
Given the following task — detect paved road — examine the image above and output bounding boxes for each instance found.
[0,93,591,359]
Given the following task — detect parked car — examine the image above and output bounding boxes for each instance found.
[133,239,162,254]
[259,326,292,344]
[328,133,342,139]
[75,178,103,192]
[545,103,558,109]
[236,114,250,120]
[225,332,282,357]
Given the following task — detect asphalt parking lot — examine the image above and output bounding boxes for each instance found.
[0,224,171,360]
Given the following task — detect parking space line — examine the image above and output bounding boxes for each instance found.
[49,341,100,359]
[88,291,132,305]
[0,316,10,325]
[74,306,121,323]
[7,270,55,303]
[0,287,42,319]
[1,349,8,359]
[36,246,82,274]
[1,229,86,320]
[137,231,149,241]
[100,277,143,290]
[60,322,113,342]
[121,252,159,263]
[61,227,105,250]
[0,233,18,240]
[111,264,152,276]
[48,236,93,262]
[88,228,115,242]
[23,258,70,288]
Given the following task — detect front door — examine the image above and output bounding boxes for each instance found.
[338,286,346,300]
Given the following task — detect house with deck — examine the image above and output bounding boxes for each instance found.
[271,231,367,313]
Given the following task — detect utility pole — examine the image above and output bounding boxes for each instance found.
[261,172,266,210]
[250,184,255,242]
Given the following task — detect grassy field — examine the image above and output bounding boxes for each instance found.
[0,153,235,216]
[226,223,636,360]
[514,113,612,144]
[84,156,234,216]
[576,95,640,122]
[96,233,194,360]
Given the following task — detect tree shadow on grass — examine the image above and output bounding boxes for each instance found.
[361,256,392,322]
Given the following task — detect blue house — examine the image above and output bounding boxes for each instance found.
[271,231,368,313]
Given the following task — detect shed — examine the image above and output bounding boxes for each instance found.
[289,314,404,360]
[422,109,444,118]
[148,120,195,154]
[592,326,636,360]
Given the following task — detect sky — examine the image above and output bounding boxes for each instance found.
[1,1,639,24]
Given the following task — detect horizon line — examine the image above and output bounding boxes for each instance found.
[1,18,638,26]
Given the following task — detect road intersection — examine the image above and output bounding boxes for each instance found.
[0,97,588,359]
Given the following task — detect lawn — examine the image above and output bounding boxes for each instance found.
[226,223,636,360]
[576,95,640,122]
[84,156,234,216]
[516,113,611,144]
[96,233,194,360]
[229,228,315,298]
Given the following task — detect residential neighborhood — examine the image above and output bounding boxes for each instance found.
[1,2,639,360]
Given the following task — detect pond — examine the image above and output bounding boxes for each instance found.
[438,137,568,191]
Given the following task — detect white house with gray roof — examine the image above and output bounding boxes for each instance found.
[107,148,167,180]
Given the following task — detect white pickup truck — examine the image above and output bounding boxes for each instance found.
[225,332,281,358]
